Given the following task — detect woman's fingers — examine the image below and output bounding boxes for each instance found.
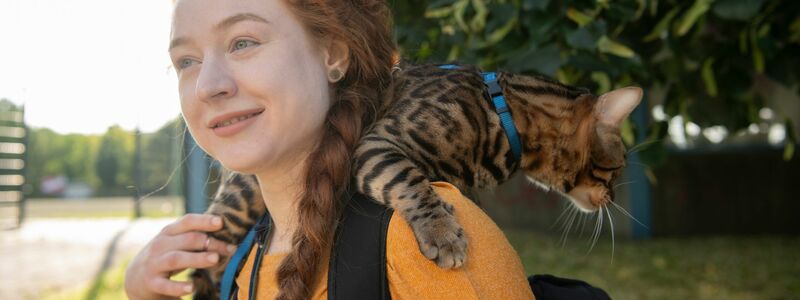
[160,231,237,255]
[161,214,223,235]
[152,250,221,274]
[203,234,238,254]
[125,214,238,299]
[146,276,195,297]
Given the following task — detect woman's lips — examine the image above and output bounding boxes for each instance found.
[211,111,262,137]
[207,108,265,128]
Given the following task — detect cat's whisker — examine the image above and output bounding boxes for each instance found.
[613,180,636,190]
[573,210,584,235]
[625,138,663,155]
[550,203,573,230]
[626,161,652,169]
[577,211,588,239]
[610,201,650,229]
[605,205,615,265]
[560,206,579,249]
[587,208,602,254]
[587,206,603,254]
[586,212,597,256]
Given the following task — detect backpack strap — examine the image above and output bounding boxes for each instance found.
[528,274,612,300]
[328,192,394,300]
[220,214,268,300]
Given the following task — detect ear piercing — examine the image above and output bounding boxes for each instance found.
[329,69,344,82]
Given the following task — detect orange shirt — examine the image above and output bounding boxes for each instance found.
[235,181,535,299]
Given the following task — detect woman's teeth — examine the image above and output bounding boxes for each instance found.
[216,113,259,128]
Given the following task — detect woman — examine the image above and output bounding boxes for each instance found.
[124,0,534,299]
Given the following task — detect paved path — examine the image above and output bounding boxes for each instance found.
[0,218,175,300]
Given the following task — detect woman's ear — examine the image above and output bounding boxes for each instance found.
[323,39,349,82]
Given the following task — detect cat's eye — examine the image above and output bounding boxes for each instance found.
[232,39,258,52]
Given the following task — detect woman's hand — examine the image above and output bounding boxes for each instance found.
[124,214,237,299]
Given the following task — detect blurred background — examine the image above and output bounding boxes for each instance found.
[1,0,798,299]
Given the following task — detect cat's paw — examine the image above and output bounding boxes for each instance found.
[189,268,219,300]
[414,205,468,269]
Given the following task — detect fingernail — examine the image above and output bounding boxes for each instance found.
[207,253,219,263]
[227,244,237,253]
[184,284,193,293]
[212,217,222,226]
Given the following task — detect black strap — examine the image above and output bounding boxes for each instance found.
[328,192,393,300]
[528,274,612,300]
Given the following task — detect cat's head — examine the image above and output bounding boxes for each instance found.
[522,87,642,212]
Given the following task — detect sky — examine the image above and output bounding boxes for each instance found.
[0,0,181,135]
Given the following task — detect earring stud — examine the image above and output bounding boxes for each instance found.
[329,69,343,82]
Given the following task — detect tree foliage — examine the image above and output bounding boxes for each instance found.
[95,125,134,194]
[391,0,800,160]
[26,119,184,198]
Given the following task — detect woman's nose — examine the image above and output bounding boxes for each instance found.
[195,57,237,102]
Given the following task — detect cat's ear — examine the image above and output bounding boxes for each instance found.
[595,87,643,128]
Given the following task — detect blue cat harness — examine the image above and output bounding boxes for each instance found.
[438,64,522,162]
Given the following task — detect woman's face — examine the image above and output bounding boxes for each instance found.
[169,0,333,174]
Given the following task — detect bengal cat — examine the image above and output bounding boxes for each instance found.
[190,63,642,299]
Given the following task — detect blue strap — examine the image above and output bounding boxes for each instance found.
[436,64,522,162]
[482,71,523,162]
[219,222,258,300]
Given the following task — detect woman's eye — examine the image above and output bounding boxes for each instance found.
[177,58,196,70]
[232,39,258,51]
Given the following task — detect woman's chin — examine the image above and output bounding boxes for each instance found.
[212,154,265,175]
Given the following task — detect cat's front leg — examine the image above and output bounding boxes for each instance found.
[191,172,265,299]
[355,148,468,268]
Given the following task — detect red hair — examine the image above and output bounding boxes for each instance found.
[277,1,396,299]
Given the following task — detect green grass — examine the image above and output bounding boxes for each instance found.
[505,229,800,300]
[42,229,800,300]
[42,257,193,300]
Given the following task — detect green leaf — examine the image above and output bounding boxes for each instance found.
[785,142,796,161]
[469,0,488,32]
[565,28,598,50]
[522,0,550,11]
[750,27,765,73]
[597,36,636,58]
[675,0,714,37]
[485,17,517,45]
[425,0,458,18]
[790,16,800,43]
[712,0,765,21]
[785,118,797,161]
[567,8,594,27]
[591,72,611,94]
[643,7,680,42]
[507,44,561,76]
[634,0,647,20]
[453,0,470,32]
[701,57,718,97]
[621,118,635,146]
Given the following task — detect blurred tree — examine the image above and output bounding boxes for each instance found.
[26,128,100,196]
[95,125,134,195]
[141,117,184,196]
[390,0,800,162]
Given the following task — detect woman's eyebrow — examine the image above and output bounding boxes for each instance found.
[169,13,270,51]
[214,13,270,31]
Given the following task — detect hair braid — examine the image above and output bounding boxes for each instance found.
[275,1,396,299]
